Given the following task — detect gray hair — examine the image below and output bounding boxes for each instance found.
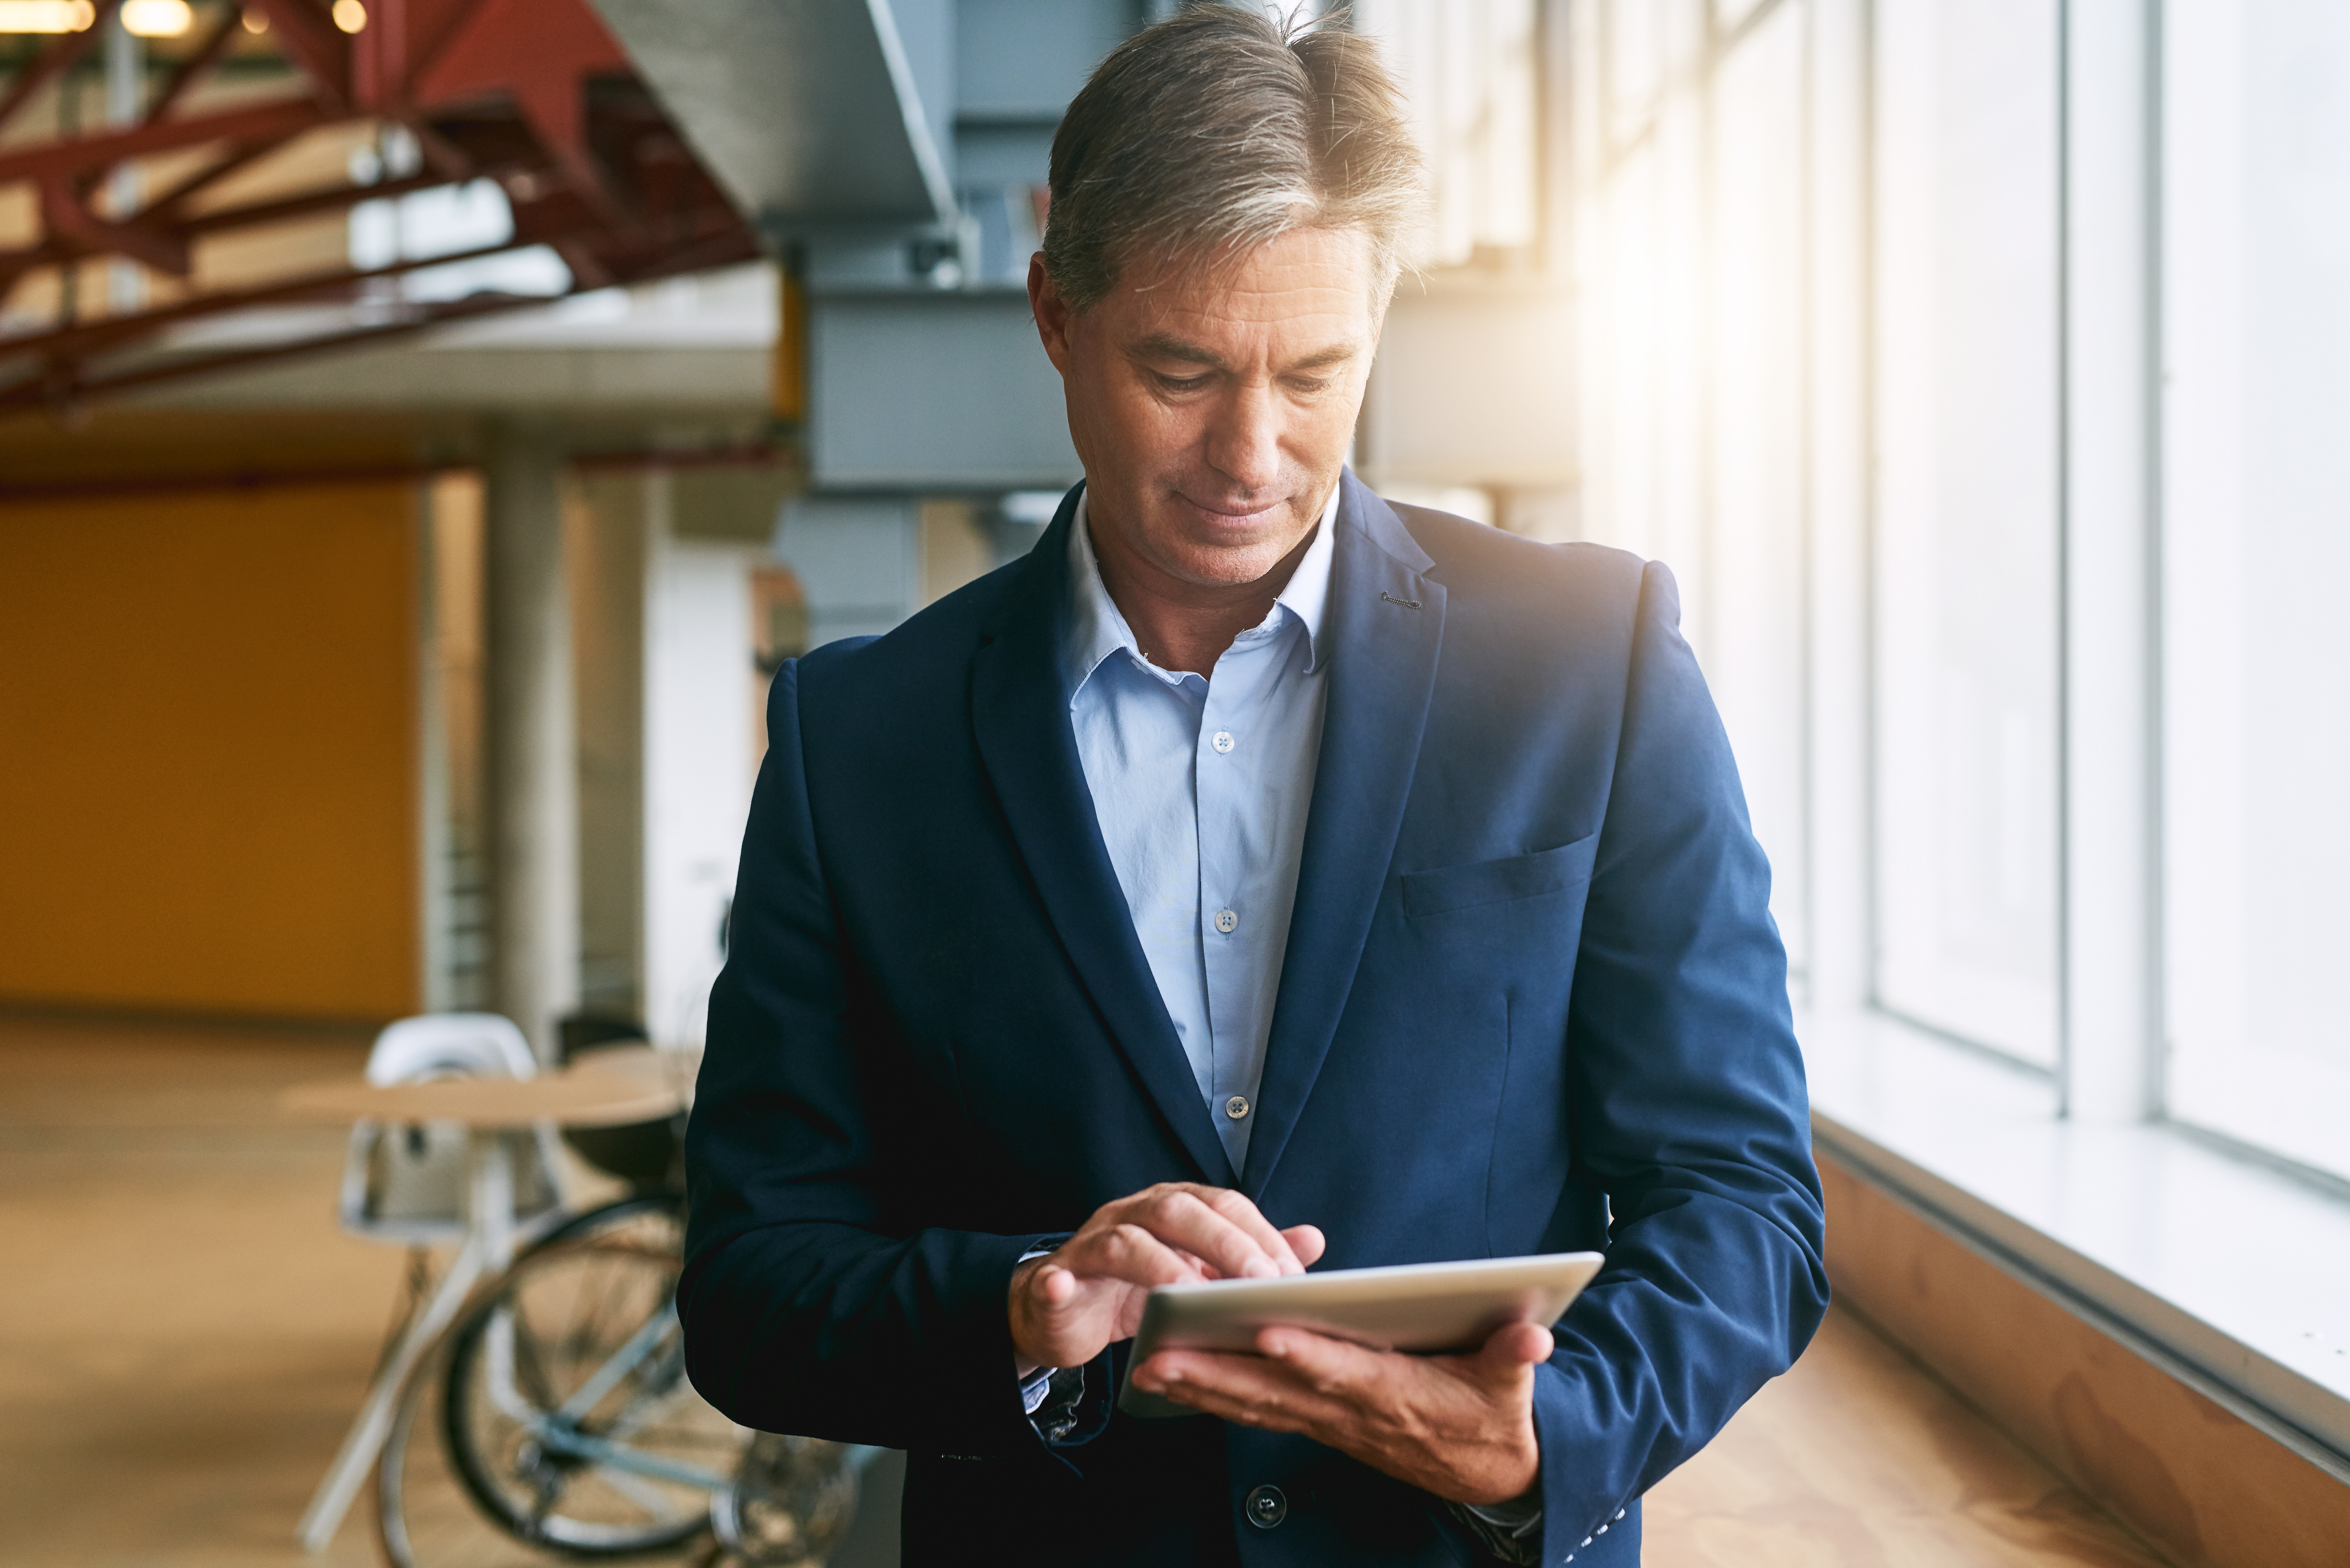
[1042,5,1428,312]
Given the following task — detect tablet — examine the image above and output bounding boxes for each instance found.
[1117,1251,1604,1418]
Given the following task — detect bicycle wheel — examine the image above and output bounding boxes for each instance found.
[377,1337,588,1568]
[530,1191,684,1256]
[712,1434,862,1566]
[437,1233,746,1557]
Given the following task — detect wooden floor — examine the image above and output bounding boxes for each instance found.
[0,1014,2172,1567]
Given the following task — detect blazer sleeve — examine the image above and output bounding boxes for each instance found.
[678,658,1053,1454]
[1529,560,1831,1561]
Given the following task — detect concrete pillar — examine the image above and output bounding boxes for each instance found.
[484,425,580,1062]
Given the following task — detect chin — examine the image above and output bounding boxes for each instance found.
[1157,538,1298,588]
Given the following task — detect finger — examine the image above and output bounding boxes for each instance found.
[1116,1186,1290,1282]
[1059,1222,1206,1292]
[1148,1375,1318,1434]
[1255,1325,1390,1396]
[1280,1223,1327,1268]
[1168,1245,1218,1280]
[1198,1188,1311,1275]
[1133,1350,1352,1434]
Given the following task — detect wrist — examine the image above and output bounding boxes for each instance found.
[1444,1421,1540,1507]
[1481,1431,1542,1506]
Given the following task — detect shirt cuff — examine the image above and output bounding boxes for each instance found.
[1019,1363,1091,1443]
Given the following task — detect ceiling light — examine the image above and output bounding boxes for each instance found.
[330,0,365,32]
[121,0,191,36]
[0,0,95,32]
[241,7,266,31]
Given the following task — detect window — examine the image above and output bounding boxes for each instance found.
[1354,0,1542,266]
[1555,0,2348,1452]
[2162,0,2350,1182]
[1571,0,1811,976]
[1870,0,2063,1068]
[1568,0,2345,1179]
[1705,0,1811,984]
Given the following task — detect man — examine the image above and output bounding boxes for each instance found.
[682,9,1827,1565]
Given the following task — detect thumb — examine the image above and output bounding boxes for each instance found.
[1480,1321,1555,1373]
[1034,1264,1080,1310]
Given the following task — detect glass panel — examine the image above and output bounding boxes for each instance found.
[2162,0,2350,1180]
[1574,76,1708,590]
[1601,0,1708,149]
[1713,0,1776,34]
[1707,2,1812,975]
[1871,0,2062,1064]
[1575,3,1811,975]
[1351,0,1540,266]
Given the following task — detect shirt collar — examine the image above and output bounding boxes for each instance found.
[1061,483,1341,705]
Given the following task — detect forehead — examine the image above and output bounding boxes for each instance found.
[1104,227,1383,343]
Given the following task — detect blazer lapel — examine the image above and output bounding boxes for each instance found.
[970,486,1239,1188]
[1242,474,1445,1197]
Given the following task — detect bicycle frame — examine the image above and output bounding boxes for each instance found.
[480,1296,738,1492]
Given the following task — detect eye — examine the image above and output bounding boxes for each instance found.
[1287,376,1331,395]
[1153,372,1213,393]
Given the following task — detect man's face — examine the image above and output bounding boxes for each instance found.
[1030,226,1383,589]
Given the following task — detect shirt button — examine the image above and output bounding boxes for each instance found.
[1211,729,1236,753]
[1225,1095,1250,1120]
[1244,1483,1287,1529]
[1214,908,1238,934]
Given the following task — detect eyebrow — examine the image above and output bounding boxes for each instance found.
[1128,333,1363,374]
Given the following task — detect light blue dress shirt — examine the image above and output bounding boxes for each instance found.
[1060,486,1338,1174]
[1037,488,1546,1544]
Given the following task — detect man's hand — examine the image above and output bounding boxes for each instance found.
[1009,1183,1325,1374]
[1129,1320,1553,1507]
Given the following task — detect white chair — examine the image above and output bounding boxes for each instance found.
[337,1013,567,1246]
[300,1013,580,1549]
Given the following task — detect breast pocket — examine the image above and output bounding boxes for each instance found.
[1399,833,1599,918]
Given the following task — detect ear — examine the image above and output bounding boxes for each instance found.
[1029,253,1076,375]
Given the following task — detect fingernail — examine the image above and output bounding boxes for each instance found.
[1243,1256,1278,1278]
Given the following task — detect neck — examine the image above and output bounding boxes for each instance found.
[1088,507,1320,677]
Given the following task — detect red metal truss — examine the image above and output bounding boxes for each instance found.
[0,0,761,415]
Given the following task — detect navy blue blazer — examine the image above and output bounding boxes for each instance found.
[682,473,1828,1567]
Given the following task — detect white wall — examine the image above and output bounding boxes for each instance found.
[641,474,758,1047]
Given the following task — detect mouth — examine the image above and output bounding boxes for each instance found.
[1173,491,1286,527]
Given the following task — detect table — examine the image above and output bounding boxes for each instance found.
[283,1049,696,1552]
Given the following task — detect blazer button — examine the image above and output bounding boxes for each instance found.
[1244,1483,1287,1529]
[1225,1095,1250,1120]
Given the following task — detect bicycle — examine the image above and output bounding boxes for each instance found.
[372,1096,873,1565]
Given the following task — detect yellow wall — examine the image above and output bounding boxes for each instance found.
[0,482,422,1022]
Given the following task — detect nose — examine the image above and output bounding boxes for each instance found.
[1202,379,1284,499]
